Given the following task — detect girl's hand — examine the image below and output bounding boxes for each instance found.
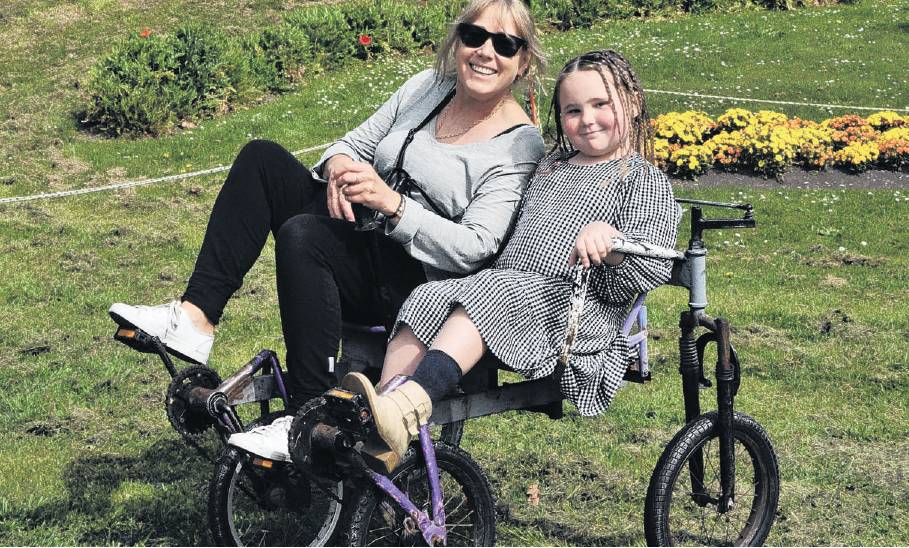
[336,163,401,217]
[568,222,626,268]
[325,155,357,221]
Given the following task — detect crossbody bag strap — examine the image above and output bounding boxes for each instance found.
[366,87,456,328]
[392,87,456,170]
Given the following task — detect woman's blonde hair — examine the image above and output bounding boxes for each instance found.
[433,0,545,94]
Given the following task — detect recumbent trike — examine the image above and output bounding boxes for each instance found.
[111,198,780,546]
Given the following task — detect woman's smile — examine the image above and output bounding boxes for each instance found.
[469,62,497,76]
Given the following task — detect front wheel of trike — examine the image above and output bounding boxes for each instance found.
[644,411,779,546]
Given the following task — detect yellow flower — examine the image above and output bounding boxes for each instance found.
[867,111,905,130]
[880,127,909,141]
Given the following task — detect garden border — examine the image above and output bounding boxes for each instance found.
[2,93,908,205]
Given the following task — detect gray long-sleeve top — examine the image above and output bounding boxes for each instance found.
[314,69,546,279]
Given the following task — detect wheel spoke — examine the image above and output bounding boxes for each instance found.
[445,493,468,514]
[366,529,401,546]
[447,511,476,527]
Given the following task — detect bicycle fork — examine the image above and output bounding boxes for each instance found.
[363,425,447,546]
[360,377,447,546]
[678,311,737,513]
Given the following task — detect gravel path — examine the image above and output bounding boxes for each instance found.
[671,167,909,190]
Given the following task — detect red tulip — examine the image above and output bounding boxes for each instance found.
[139,28,151,38]
[358,34,372,46]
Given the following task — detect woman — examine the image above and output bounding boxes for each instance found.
[109,0,546,460]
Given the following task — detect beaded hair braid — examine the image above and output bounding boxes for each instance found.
[549,49,654,163]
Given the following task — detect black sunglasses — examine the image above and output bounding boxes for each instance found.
[457,23,527,58]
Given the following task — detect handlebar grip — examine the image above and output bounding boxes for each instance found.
[610,238,685,260]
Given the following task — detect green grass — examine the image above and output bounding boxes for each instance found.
[1,0,907,200]
[1,0,908,545]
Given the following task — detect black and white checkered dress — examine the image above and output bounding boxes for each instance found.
[392,152,681,416]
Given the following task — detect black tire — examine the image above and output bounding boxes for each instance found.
[644,412,780,546]
[207,414,344,546]
[346,441,496,546]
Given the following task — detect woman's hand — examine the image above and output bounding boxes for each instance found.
[325,155,357,221]
[568,222,626,268]
[336,163,401,217]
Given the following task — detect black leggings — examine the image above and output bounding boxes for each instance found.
[183,140,427,408]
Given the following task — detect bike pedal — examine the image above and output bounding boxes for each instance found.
[323,388,374,435]
[113,326,159,354]
[252,457,275,469]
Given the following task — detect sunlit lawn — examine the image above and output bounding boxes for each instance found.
[1,0,908,545]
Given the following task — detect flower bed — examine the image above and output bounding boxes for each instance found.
[652,110,909,180]
[81,0,851,136]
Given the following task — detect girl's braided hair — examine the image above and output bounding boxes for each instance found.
[549,49,654,162]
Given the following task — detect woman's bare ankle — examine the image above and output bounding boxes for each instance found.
[180,301,215,335]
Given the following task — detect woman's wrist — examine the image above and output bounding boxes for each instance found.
[384,192,405,218]
[392,193,406,218]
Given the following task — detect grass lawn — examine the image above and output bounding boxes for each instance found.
[1,0,908,545]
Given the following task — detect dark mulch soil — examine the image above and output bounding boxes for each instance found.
[671,167,909,190]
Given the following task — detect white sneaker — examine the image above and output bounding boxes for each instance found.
[109,300,214,365]
[228,415,294,462]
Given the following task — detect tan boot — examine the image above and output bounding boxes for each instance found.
[341,372,432,472]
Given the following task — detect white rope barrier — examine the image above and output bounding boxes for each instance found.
[2,89,907,206]
[0,143,331,206]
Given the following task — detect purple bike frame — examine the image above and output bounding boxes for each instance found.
[216,350,291,435]
[361,376,447,545]
[364,425,447,546]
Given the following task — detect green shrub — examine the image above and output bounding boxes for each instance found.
[631,0,679,16]
[285,0,460,66]
[174,25,259,115]
[683,0,720,13]
[82,0,851,136]
[534,0,670,30]
[411,1,460,48]
[81,32,195,136]
[531,0,753,24]
[244,23,314,91]
[82,25,269,135]
[286,6,359,68]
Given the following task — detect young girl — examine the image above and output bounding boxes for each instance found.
[342,49,682,471]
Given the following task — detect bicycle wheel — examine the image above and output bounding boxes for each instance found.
[207,414,344,546]
[644,411,779,546]
[345,441,495,546]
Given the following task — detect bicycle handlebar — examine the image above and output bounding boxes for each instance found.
[676,198,753,212]
[610,238,685,261]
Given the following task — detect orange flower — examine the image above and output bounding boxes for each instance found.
[358,34,372,46]
[139,28,152,38]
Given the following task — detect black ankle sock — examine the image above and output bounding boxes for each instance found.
[410,349,463,402]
